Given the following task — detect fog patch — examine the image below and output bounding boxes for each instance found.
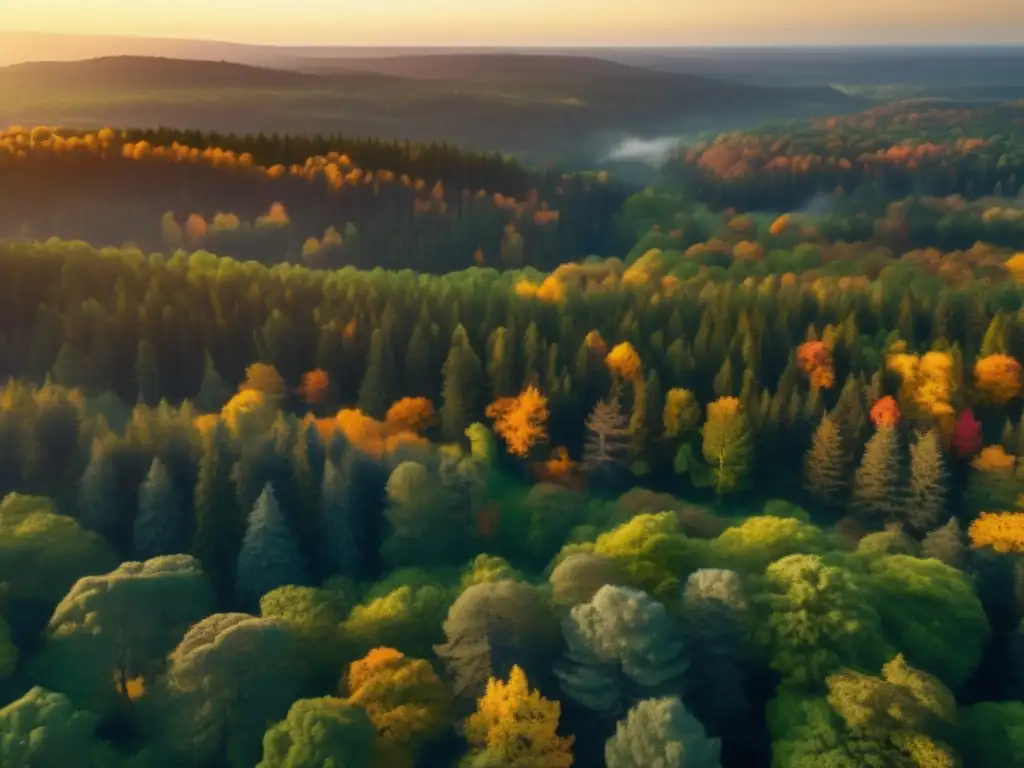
[799,192,835,217]
[602,135,682,166]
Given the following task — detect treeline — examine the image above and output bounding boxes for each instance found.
[2,236,1024,498]
[0,126,629,272]
[668,102,1024,211]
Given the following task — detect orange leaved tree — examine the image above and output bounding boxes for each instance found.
[491,387,550,458]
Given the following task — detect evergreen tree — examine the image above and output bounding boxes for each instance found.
[440,324,482,443]
[290,421,325,570]
[237,483,308,611]
[357,329,393,419]
[906,429,948,534]
[832,374,867,463]
[134,338,161,407]
[194,352,231,413]
[712,358,735,398]
[133,457,186,560]
[403,323,437,400]
[921,518,966,568]
[77,435,118,542]
[803,415,849,514]
[318,456,361,579]
[852,427,904,524]
[486,326,516,400]
[191,420,243,600]
[522,321,542,389]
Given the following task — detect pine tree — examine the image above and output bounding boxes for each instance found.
[583,400,631,476]
[403,323,437,401]
[921,518,965,568]
[832,374,866,462]
[77,435,118,541]
[194,352,231,413]
[191,420,243,600]
[290,421,325,571]
[852,427,904,523]
[357,329,393,419]
[712,358,734,398]
[236,483,308,611]
[803,414,849,513]
[133,457,186,560]
[522,321,542,389]
[318,456,361,579]
[440,324,482,443]
[906,429,948,534]
[486,326,516,400]
[134,338,160,406]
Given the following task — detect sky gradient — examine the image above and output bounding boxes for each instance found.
[4,0,1023,45]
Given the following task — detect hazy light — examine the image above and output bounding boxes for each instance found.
[0,0,1021,45]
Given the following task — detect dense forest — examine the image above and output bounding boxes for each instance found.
[3,101,1024,768]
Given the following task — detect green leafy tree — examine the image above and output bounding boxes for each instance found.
[710,516,827,573]
[556,585,688,717]
[33,554,216,716]
[258,697,375,768]
[435,579,558,700]
[163,613,304,768]
[605,696,722,768]
[701,399,753,495]
[864,554,989,689]
[755,554,892,686]
[383,461,473,568]
[958,701,1024,768]
[259,585,350,678]
[769,655,961,768]
[549,553,620,609]
[681,569,748,735]
[0,687,120,768]
[0,494,117,637]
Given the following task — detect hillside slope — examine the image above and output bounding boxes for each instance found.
[0,55,856,164]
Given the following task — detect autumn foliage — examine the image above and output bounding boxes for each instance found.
[870,396,901,429]
[605,342,642,380]
[465,666,574,768]
[384,398,438,433]
[298,369,330,406]
[951,409,983,459]
[969,512,1024,553]
[974,354,1022,405]
[796,341,835,390]
[490,387,550,458]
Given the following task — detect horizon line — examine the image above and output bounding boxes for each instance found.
[2,28,1023,50]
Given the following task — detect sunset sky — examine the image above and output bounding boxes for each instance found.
[4,0,1023,45]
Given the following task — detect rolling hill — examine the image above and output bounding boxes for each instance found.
[0,54,857,167]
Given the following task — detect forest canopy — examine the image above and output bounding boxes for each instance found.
[2,99,1024,768]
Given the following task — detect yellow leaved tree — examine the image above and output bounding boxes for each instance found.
[969,512,1024,554]
[464,665,574,768]
[346,647,451,767]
